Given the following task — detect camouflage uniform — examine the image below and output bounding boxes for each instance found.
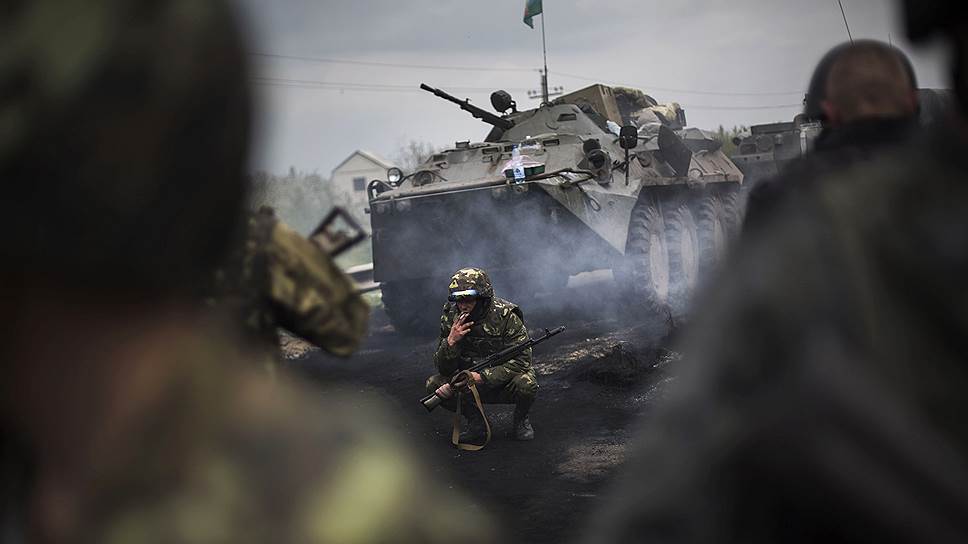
[209,206,370,366]
[426,268,538,437]
[584,123,968,542]
[3,328,498,543]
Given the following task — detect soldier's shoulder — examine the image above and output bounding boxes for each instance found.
[490,297,524,322]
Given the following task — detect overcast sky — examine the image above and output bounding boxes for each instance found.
[232,0,950,175]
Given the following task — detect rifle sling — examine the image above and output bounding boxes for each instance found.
[452,381,491,451]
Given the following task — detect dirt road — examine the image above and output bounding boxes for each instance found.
[291,278,678,542]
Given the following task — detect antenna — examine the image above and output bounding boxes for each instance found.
[838,0,853,42]
[528,74,563,101]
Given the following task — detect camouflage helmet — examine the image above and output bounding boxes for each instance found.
[0,0,251,296]
[447,268,494,301]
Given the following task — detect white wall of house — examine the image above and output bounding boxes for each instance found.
[330,150,394,232]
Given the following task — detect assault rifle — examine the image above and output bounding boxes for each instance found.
[309,206,367,257]
[420,326,565,412]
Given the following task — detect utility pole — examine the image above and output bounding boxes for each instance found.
[540,12,549,102]
[525,1,561,103]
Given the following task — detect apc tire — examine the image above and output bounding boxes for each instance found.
[696,194,730,280]
[719,189,743,241]
[664,203,700,309]
[620,202,670,314]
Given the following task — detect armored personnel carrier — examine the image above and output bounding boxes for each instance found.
[367,83,744,335]
[730,118,822,185]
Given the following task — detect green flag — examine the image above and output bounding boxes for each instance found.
[523,0,542,28]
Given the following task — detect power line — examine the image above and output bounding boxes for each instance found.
[679,102,801,111]
[252,76,530,94]
[253,76,801,111]
[253,51,805,97]
[251,52,535,73]
[838,0,854,42]
[553,71,804,97]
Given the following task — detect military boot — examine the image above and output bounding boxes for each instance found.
[512,404,535,441]
[460,407,488,444]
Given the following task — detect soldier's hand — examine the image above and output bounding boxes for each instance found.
[435,382,455,399]
[451,371,484,391]
[447,313,474,347]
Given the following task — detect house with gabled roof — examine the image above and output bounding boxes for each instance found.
[330,150,396,231]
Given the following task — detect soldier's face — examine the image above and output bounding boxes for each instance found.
[456,298,477,314]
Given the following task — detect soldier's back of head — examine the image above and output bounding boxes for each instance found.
[0,0,251,299]
[823,40,918,125]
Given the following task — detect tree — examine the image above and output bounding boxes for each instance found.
[393,140,438,173]
[248,168,340,235]
[713,125,749,156]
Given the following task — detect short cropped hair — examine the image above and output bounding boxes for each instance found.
[825,41,916,122]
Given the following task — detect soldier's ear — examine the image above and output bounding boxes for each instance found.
[821,100,842,127]
[905,90,919,116]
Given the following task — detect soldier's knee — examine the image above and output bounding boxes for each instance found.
[511,373,538,399]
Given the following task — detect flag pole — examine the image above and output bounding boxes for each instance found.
[540,11,549,103]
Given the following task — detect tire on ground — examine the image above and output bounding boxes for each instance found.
[696,194,730,280]
[664,203,700,309]
[618,201,670,314]
[719,189,743,241]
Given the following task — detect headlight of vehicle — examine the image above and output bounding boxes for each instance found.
[387,167,404,185]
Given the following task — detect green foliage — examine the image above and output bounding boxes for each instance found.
[713,125,749,156]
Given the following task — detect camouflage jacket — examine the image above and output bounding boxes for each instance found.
[2,328,496,543]
[209,208,369,359]
[433,297,532,386]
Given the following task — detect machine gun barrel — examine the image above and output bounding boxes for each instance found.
[420,83,515,131]
[419,326,565,412]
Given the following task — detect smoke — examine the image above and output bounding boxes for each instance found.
[371,171,741,336]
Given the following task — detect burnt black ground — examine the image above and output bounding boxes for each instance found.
[290,275,677,543]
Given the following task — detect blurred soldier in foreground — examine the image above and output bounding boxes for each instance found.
[0,1,494,541]
[426,268,538,446]
[585,3,968,543]
[208,205,369,375]
[743,40,919,233]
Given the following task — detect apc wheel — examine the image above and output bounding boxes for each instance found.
[697,194,730,279]
[664,203,700,308]
[719,190,743,240]
[380,279,442,337]
[620,202,670,313]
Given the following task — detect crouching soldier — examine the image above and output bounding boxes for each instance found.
[426,268,538,446]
